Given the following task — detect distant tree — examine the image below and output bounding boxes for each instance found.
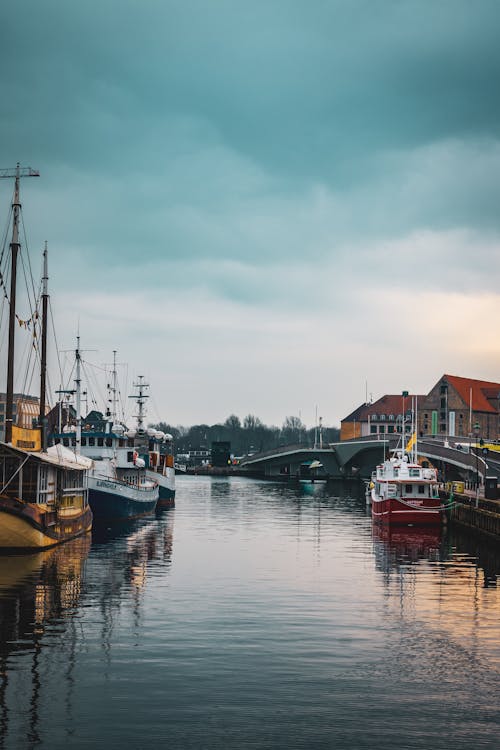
[281,415,307,446]
[224,414,241,430]
[153,415,340,456]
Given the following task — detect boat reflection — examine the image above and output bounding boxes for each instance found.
[0,534,91,749]
[0,533,91,643]
[372,523,443,571]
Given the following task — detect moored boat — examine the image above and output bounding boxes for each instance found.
[51,352,159,523]
[370,450,448,525]
[126,376,175,509]
[0,164,92,549]
[146,433,176,508]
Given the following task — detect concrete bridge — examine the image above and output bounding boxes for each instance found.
[239,437,500,484]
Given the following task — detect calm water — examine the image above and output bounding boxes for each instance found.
[0,476,499,749]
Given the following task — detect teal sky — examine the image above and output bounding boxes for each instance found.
[1,0,500,427]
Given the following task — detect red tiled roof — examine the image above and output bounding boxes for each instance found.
[366,394,425,416]
[444,374,500,414]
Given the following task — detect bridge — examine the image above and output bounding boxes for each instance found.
[239,437,500,484]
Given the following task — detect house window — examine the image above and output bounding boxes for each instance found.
[370,426,377,434]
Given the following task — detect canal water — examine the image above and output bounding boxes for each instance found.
[0,476,499,749]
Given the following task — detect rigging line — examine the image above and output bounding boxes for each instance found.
[48,299,64,390]
[19,209,39,307]
[19,320,41,398]
[0,454,32,495]
[150,393,164,423]
[0,202,13,264]
[81,360,105,415]
[18,249,39,329]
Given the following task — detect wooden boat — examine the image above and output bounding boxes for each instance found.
[0,164,92,549]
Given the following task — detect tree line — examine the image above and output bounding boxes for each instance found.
[150,414,340,457]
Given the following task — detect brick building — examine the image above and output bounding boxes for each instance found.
[341,374,500,442]
[418,374,500,440]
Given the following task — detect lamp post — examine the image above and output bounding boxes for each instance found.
[474,421,480,506]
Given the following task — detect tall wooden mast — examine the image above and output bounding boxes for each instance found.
[0,164,40,443]
[39,242,49,449]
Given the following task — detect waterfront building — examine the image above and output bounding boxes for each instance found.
[341,374,500,442]
[341,393,422,441]
[418,374,500,440]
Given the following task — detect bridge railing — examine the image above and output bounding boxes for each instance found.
[240,443,331,465]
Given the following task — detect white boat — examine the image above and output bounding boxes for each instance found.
[52,351,159,523]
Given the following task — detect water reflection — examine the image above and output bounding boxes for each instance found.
[372,523,444,571]
[0,479,499,749]
[0,514,175,750]
[0,535,91,750]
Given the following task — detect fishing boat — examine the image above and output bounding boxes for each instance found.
[370,429,449,525]
[51,351,159,523]
[129,377,175,508]
[0,165,92,549]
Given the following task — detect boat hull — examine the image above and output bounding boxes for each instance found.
[88,476,158,522]
[371,495,442,526]
[0,498,92,551]
[146,469,175,509]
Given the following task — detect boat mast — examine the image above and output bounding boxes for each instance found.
[75,336,82,454]
[111,350,118,423]
[0,164,39,443]
[130,376,149,434]
[39,242,49,450]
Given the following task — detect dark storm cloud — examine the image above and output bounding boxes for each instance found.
[1,1,499,424]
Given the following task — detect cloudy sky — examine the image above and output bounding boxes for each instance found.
[1,0,499,428]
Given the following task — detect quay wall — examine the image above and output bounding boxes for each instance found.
[451,496,500,540]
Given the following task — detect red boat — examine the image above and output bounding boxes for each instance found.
[370,449,449,526]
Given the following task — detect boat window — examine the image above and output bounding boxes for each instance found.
[106,437,112,447]
[89,437,95,446]
[409,468,420,477]
[405,484,412,493]
[81,437,87,446]
[127,451,134,463]
[63,438,69,447]
[418,485,425,494]
[98,438,104,447]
